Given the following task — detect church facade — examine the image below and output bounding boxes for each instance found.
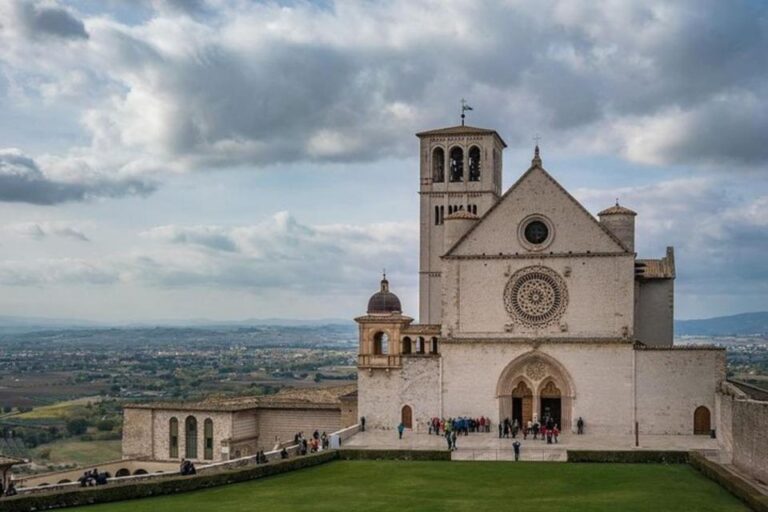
[356,124,725,436]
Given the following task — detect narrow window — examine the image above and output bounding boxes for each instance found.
[432,147,445,183]
[440,206,444,224]
[449,147,464,182]
[431,337,438,354]
[204,418,214,460]
[469,146,481,181]
[435,205,439,225]
[169,417,179,458]
[373,332,389,355]
[185,416,198,459]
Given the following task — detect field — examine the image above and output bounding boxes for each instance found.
[68,460,748,512]
[33,439,122,466]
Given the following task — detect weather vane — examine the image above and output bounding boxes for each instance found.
[460,98,473,126]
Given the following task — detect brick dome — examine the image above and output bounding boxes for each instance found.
[367,275,402,314]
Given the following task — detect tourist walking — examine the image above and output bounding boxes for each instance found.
[361,416,366,432]
[451,430,457,451]
[513,440,521,461]
[397,422,405,439]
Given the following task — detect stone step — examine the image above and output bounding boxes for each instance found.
[451,447,567,462]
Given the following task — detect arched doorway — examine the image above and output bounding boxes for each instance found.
[511,381,533,426]
[401,405,413,429]
[694,406,711,435]
[539,380,562,427]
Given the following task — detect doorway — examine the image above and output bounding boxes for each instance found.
[694,406,711,435]
[539,381,562,427]
[401,405,413,429]
[511,381,533,425]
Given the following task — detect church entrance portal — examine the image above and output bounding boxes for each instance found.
[539,381,562,426]
[511,381,533,426]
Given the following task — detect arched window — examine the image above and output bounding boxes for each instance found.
[204,418,214,460]
[469,146,481,181]
[449,147,464,182]
[694,406,711,435]
[417,337,425,354]
[169,417,179,458]
[432,147,445,183]
[185,416,198,459]
[430,337,438,354]
[373,332,389,355]
[402,336,412,355]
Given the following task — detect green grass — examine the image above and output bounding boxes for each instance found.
[16,396,101,420]
[34,439,122,466]
[69,460,748,512]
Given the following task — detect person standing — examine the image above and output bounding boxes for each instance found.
[451,430,458,451]
[577,417,584,435]
[397,422,405,439]
[498,422,503,438]
[361,416,366,432]
[513,440,521,461]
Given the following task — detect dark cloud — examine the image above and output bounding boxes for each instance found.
[14,1,89,40]
[0,150,156,205]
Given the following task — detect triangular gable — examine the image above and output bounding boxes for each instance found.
[445,164,630,257]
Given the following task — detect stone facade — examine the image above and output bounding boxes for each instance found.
[356,123,725,440]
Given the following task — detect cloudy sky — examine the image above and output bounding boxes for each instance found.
[0,0,766,323]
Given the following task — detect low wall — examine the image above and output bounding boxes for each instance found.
[690,452,768,512]
[3,451,336,512]
[18,460,179,489]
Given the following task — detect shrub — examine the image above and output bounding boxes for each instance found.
[66,418,89,436]
[566,450,689,464]
[339,449,450,461]
[96,419,115,432]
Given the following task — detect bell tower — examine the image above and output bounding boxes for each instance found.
[415,125,506,324]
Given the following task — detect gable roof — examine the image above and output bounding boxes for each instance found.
[416,125,507,147]
[444,160,632,256]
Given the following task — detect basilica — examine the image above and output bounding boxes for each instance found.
[356,123,724,436]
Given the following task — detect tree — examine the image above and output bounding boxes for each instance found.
[66,418,89,436]
[2,405,11,413]
[96,419,115,432]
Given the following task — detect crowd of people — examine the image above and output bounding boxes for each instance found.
[78,468,110,486]
[293,430,330,455]
[427,416,492,436]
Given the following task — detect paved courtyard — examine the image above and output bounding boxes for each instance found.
[344,430,722,461]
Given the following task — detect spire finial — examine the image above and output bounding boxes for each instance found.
[532,134,542,167]
[380,269,389,292]
[460,98,473,126]
[615,197,620,206]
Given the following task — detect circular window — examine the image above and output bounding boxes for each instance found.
[524,221,549,245]
[518,215,554,251]
[504,266,568,327]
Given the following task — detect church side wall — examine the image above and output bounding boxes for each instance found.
[255,409,341,450]
[635,349,724,434]
[441,343,635,434]
[732,399,768,484]
[442,256,634,340]
[122,408,154,460]
[357,356,440,430]
[634,279,673,346]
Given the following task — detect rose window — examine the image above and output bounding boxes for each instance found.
[504,266,568,327]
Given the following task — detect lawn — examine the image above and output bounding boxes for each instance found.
[68,460,748,512]
[34,439,122,466]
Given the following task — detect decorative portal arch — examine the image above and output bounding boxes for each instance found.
[694,406,711,435]
[496,351,575,430]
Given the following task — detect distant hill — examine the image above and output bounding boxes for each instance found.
[675,312,768,337]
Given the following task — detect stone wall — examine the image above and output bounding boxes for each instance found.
[121,408,154,460]
[634,279,673,346]
[732,399,768,484]
[255,408,341,450]
[635,348,724,434]
[358,356,441,430]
